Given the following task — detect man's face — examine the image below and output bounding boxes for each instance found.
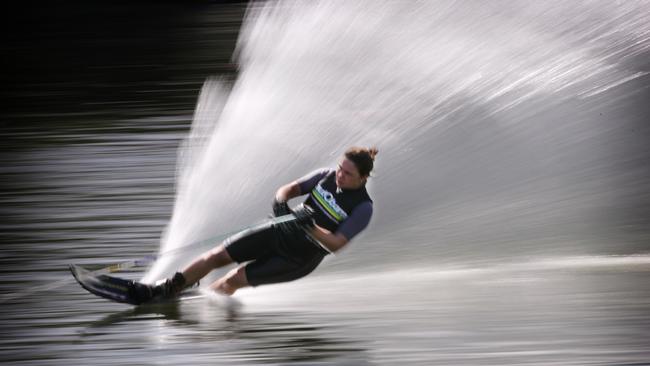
[336,158,365,190]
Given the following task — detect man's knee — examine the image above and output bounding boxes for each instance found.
[212,266,248,295]
[225,266,248,288]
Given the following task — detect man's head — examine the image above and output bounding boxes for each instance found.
[335,146,378,189]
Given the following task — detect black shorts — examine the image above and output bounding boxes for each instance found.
[224,223,327,286]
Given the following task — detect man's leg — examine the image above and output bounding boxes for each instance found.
[181,243,234,286]
[140,244,235,301]
[209,265,249,296]
[130,231,268,304]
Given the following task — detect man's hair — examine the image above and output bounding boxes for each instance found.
[344,146,378,177]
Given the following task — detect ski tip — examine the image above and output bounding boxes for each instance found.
[69,264,80,279]
[69,264,89,281]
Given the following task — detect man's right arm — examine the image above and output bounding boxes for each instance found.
[276,168,331,203]
[274,181,301,202]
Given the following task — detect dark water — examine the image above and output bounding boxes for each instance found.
[2,1,650,365]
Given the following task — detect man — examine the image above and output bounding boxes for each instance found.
[129,146,378,303]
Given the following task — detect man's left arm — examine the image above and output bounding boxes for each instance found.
[307,202,373,253]
[308,226,349,253]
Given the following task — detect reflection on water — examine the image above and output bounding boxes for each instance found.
[3,261,649,365]
[80,301,370,365]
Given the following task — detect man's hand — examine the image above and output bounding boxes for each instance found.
[292,205,315,228]
[276,204,314,235]
[272,199,291,217]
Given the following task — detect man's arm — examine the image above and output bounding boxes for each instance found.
[274,181,301,202]
[275,168,331,203]
[307,225,349,253]
[309,202,372,253]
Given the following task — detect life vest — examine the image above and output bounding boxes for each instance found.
[303,170,372,233]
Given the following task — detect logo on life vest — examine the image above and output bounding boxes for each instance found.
[312,184,348,222]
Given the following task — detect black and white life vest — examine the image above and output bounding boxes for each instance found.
[303,171,372,233]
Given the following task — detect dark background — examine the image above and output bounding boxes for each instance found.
[2,1,245,132]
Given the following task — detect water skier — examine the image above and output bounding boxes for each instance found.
[129,146,378,303]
